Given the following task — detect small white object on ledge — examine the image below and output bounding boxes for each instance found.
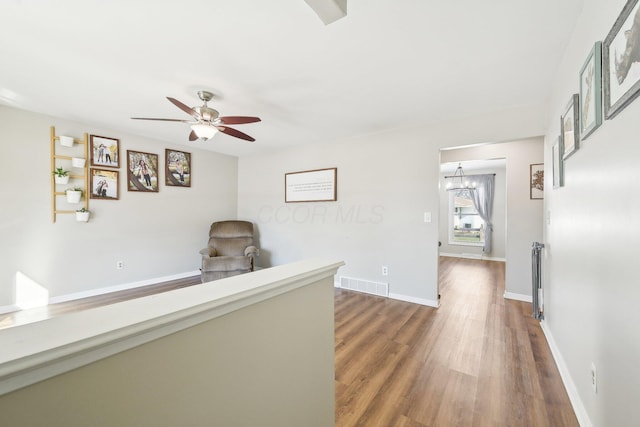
[59,136,74,147]
[71,157,86,168]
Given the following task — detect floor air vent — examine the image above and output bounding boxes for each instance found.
[339,276,389,297]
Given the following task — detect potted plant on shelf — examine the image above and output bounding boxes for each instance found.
[66,187,83,204]
[75,207,90,222]
[53,167,70,185]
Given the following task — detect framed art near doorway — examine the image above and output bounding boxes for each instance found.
[530,163,544,199]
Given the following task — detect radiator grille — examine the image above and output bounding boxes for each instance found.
[339,276,389,297]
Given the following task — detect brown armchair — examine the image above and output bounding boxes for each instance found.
[199,220,259,282]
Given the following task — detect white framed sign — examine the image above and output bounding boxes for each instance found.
[285,168,337,202]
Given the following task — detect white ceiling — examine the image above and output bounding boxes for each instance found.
[0,0,583,157]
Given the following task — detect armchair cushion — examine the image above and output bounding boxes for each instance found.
[202,255,252,272]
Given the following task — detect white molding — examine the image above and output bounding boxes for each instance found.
[0,259,344,397]
[540,320,592,427]
[48,270,202,305]
[0,304,19,316]
[388,292,439,308]
[503,291,532,303]
[439,253,506,262]
[334,282,439,308]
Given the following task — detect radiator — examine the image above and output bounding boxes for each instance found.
[531,242,545,320]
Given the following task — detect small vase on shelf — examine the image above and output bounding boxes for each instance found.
[71,157,86,168]
[66,188,83,204]
[75,208,90,222]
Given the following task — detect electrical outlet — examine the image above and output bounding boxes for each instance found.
[382,266,388,276]
[591,363,597,393]
[116,260,124,270]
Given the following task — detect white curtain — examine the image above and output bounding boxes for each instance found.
[469,174,495,253]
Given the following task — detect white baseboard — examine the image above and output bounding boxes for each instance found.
[439,253,506,262]
[48,270,202,305]
[0,304,20,315]
[333,281,439,308]
[540,320,592,427]
[503,291,532,303]
[389,292,439,308]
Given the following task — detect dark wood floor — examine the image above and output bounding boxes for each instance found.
[335,257,578,426]
[1,258,578,426]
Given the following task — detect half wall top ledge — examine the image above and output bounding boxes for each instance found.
[0,258,344,397]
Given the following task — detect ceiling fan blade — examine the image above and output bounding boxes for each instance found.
[167,97,201,120]
[189,130,199,141]
[218,116,261,125]
[217,126,256,142]
[131,117,193,123]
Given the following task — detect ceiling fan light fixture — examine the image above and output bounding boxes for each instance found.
[191,124,218,140]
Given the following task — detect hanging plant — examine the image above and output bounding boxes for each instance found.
[66,187,83,204]
[75,207,90,222]
[53,167,70,185]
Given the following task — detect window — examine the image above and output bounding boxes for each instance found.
[449,190,485,246]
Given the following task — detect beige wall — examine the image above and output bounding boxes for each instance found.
[542,0,640,425]
[0,273,336,427]
[0,105,238,309]
[238,104,547,305]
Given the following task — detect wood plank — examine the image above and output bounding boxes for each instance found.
[335,257,578,426]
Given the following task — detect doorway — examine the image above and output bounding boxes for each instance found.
[437,154,507,302]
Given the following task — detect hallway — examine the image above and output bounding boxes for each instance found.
[334,257,578,426]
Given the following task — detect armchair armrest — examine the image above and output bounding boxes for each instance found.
[199,247,217,258]
[244,245,259,257]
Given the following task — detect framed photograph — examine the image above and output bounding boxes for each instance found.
[90,168,119,200]
[603,0,640,119]
[552,137,564,189]
[530,163,544,200]
[127,150,159,192]
[579,42,603,140]
[165,149,191,187]
[285,167,337,202]
[561,94,580,160]
[90,135,120,168]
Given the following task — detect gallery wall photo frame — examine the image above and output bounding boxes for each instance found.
[579,41,603,140]
[561,94,580,160]
[552,137,564,189]
[603,0,640,119]
[90,168,119,200]
[165,149,191,187]
[530,163,544,199]
[127,150,159,192]
[285,167,337,203]
[90,135,120,168]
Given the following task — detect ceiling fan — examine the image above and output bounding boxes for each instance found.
[132,90,261,142]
